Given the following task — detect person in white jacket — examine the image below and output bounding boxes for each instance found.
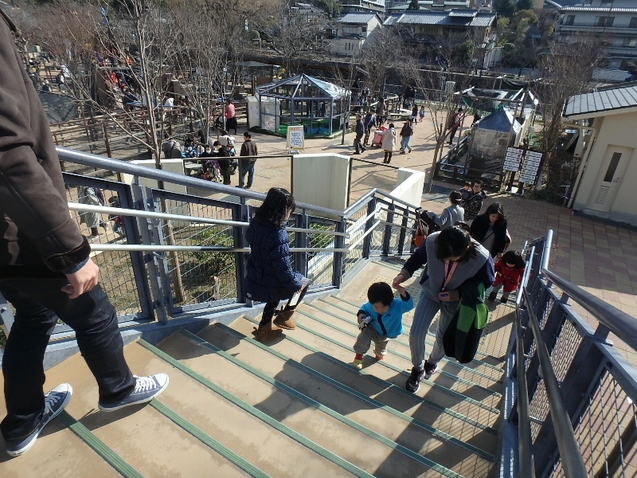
[379,123,397,164]
[427,191,465,230]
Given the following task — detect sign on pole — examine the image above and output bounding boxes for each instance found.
[519,150,543,184]
[503,147,524,172]
[286,125,305,152]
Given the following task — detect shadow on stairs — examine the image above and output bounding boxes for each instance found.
[0,260,514,477]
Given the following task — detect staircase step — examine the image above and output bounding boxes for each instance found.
[307,299,504,392]
[140,340,366,477]
[324,295,505,377]
[240,315,500,431]
[157,329,462,477]
[201,324,495,475]
[40,343,255,477]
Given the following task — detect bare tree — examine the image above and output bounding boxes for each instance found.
[534,35,604,189]
[359,27,403,99]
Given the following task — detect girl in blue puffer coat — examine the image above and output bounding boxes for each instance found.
[245,188,306,343]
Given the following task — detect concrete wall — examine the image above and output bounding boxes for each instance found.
[392,168,426,208]
[291,153,351,211]
[572,111,637,225]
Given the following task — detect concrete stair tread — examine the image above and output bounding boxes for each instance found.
[157,330,447,478]
[41,342,252,477]
[197,324,494,476]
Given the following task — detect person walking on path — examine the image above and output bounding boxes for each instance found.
[392,227,494,393]
[426,191,464,230]
[447,107,463,144]
[353,114,366,154]
[399,120,414,154]
[351,282,413,369]
[379,123,397,164]
[470,202,509,259]
[411,105,419,125]
[225,99,237,135]
[245,188,308,343]
[376,97,386,125]
[239,132,257,189]
[363,110,376,146]
[0,11,168,458]
[463,179,486,222]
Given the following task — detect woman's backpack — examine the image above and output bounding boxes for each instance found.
[412,219,428,248]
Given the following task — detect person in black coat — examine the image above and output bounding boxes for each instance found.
[353,114,365,154]
[213,141,231,185]
[470,202,508,259]
[245,188,306,342]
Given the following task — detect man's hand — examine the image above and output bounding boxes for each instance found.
[61,258,100,299]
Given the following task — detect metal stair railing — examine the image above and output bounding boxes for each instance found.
[49,147,421,328]
[502,229,637,477]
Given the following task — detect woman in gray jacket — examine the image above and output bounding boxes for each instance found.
[392,226,494,393]
[427,191,464,230]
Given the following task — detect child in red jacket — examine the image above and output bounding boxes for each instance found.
[488,250,525,304]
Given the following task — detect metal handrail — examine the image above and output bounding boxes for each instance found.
[542,268,637,352]
[67,203,350,238]
[88,244,350,253]
[57,147,343,218]
[516,244,535,478]
[521,287,588,477]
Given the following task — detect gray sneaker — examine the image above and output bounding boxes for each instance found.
[98,373,169,412]
[5,383,73,457]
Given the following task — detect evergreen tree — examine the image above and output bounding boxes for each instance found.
[494,0,515,17]
[517,0,534,10]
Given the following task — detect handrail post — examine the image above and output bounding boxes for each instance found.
[294,211,309,279]
[362,196,377,259]
[382,202,395,257]
[234,202,250,302]
[332,219,347,288]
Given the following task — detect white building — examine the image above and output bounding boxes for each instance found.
[329,13,384,57]
[563,85,637,225]
[555,0,637,71]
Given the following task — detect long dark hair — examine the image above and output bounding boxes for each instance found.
[501,250,525,269]
[434,226,478,262]
[483,202,505,223]
[255,188,296,227]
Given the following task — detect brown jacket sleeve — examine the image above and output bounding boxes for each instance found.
[0,12,89,271]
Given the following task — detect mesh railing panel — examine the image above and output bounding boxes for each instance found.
[306,218,338,287]
[158,198,237,306]
[552,370,637,478]
[69,185,141,315]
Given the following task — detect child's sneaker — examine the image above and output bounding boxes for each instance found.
[374,355,384,361]
[5,383,73,457]
[352,359,363,370]
[405,367,424,393]
[424,360,438,380]
[488,291,497,302]
[500,296,508,304]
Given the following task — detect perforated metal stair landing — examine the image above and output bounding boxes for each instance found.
[0,261,514,477]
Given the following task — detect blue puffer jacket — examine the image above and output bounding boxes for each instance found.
[357,293,414,338]
[244,217,303,303]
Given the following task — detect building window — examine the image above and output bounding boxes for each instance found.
[630,17,637,28]
[564,15,575,25]
[623,38,637,47]
[595,16,614,27]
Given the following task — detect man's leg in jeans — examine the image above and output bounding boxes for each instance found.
[246,163,255,188]
[0,277,135,441]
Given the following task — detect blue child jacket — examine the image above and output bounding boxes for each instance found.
[357,293,414,338]
[244,217,304,303]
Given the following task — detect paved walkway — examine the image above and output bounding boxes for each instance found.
[233,116,637,364]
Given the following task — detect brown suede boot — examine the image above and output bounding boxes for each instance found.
[273,309,296,330]
[251,324,283,343]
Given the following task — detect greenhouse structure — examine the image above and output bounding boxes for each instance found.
[255,74,351,137]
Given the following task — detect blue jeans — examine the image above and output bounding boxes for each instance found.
[0,270,135,441]
[401,136,411,152]
[241,161,255,188]
[409,293,457,370]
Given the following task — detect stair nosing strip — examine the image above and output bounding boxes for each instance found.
[57,411,143,478]
[179,331,464,478]
[326,296,505,373]
[243,316,498,436]
[149,401,269,478]
[138,340,374,478]
[212,324,495,462]
[315,298,504,386]
[294,308,502,412]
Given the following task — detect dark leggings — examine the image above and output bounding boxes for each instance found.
[257,284,309,328]
[384,151,393,163]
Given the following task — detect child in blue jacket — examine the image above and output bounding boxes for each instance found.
[352,282,414,369]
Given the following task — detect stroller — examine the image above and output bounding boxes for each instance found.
[372,125,387,148]
[107,196,125,236]
[200,159,223,183]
